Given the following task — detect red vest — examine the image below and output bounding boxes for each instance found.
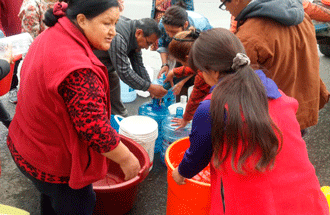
[205,92,329,214]
[8,17,111,189]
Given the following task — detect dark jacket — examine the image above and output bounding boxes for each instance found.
[94,17,151,91]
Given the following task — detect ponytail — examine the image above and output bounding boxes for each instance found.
[210,66,281,173]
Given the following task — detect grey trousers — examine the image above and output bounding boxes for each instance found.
[109,71,128,117]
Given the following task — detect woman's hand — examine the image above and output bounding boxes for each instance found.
[171,117,189,130]
[172,81,185,95]
[119,152,141,181]
[102,141,141,181]
[164,69,175,88]
[158,65,169,78]
[172,167,186,185]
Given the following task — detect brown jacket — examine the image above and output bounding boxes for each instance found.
[236,14,329,130]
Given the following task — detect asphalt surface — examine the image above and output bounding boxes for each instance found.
[1,0,330,214]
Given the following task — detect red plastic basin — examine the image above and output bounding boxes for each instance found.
[0,55,22,96]
[93,135,150,215]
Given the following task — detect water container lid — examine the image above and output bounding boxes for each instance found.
[180,95,187,103]
[119,115,158,135]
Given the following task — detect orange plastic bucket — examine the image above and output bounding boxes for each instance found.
[165,137,211,215]
[0,55,22,96]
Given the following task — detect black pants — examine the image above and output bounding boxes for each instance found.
[16,164,96,215]
[109,71,128,117]
[0,100,11,128]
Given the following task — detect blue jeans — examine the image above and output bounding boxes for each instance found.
[16,163,96,215]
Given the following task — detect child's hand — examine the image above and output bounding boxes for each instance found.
[164,69,175,87]
[172,81,185,95]
[172,167,186,185]
[171,117,189,130]
[158,65,169,78]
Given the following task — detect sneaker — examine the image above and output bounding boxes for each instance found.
[8,88,18,104]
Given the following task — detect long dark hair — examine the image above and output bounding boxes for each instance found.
[189,28,282,173]
[43,0,119,27]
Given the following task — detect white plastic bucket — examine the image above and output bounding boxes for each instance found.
[115,115,158,170]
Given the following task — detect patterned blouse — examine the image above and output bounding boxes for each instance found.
[18,0,56,39]
[8,69,119,183]
[173,66,210,121]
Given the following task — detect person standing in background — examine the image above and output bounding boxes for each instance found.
[229,0,330,33]
[150,0,194,51]
[222,0,329,134]
[0,0,23,36]
[19,0,57,39]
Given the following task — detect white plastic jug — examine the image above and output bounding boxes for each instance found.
[168,95,187,115]
[0,33,33,58]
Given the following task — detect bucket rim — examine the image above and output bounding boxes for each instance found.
[165,137,211,187]
[93,135,151,192]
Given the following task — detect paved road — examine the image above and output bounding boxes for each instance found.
[0,0,329,214]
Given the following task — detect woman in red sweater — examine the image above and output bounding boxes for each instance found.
[165,29,210,129]
[7,0,140,214]
[172,28,329,214]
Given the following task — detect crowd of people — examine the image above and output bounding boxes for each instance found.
[0,0,330,214]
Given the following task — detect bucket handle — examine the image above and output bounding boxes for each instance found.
[114,115,125,126]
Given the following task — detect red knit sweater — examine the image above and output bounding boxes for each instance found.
[173,66,210,121]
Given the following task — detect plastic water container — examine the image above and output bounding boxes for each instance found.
[165,137,211,215]
[138,98,169,153]
[120,80,137,103]
[168,95,188,115]
[153,73,175,108]
[0,33,33,58]
[160,107,191,164]
[110,115,122,132]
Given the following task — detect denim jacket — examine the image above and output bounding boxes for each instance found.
[157,10,212,53]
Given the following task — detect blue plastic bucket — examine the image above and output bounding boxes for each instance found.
[110,115,123,132]
[120,80,137,103]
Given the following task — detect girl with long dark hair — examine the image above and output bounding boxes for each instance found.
[172,28,329,214]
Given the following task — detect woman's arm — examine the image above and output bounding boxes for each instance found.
[58,69,140,180]
[173,99,213,184]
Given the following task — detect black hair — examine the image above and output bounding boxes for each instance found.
[162,5,188,27]
[136,18,161,37]
[43,0,119,27]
